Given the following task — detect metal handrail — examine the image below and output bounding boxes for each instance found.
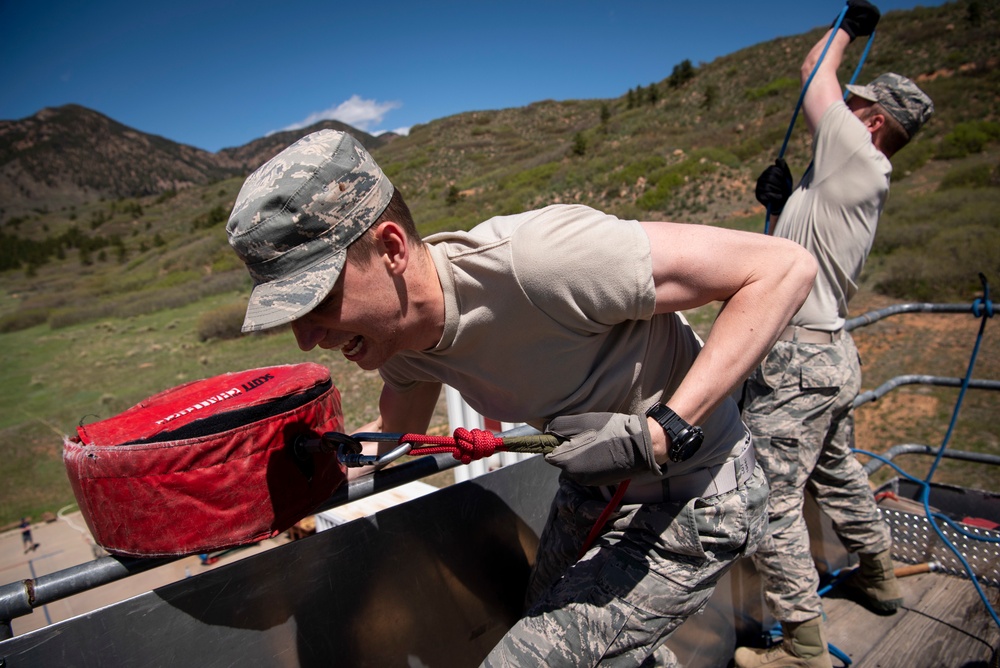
[845,301,999,473]
[861,443,1000,477]
[854,375,1000,407]
[845,302,976,331]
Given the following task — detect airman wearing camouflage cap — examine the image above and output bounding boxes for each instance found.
[738,4,928,667]
[227,130,393,333]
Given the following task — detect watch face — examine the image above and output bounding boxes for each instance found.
[669,429,704,463]
[670,440,698,462]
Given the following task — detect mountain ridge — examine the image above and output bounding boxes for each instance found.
[0,105,393,219]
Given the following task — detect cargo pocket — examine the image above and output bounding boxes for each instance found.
[743,413,805,491]
[759,344,794,392]
[800,363,848,392]
[792,362,848,416]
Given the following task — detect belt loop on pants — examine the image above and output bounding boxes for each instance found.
[777,325,842,344]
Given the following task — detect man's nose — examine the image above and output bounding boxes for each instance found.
[291,319,325,352]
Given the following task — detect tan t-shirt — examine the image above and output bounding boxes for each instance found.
[775,100,892,331]
[379,204,746,479]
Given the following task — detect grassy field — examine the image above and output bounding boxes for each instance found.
[0,290,414,525]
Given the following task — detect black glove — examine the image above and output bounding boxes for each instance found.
[543,412,661,487]
[755,158,794,216]
[837,0,881,40]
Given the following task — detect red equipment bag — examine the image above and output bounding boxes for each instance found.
[63,363,346,558]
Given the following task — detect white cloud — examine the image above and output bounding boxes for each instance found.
[279,95,401,134]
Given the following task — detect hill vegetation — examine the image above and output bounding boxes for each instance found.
[0,0,998,525]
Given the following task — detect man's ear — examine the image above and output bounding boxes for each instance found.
[375,221,408,274]
[865,111,886,134]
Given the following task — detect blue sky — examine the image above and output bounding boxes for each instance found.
[1,0,948,153]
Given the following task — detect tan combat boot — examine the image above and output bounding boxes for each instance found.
[733,616,833,668]
[846,549,903,614]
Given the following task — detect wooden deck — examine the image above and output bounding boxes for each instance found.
[822,564,1000,667]
[724,481,1000,668]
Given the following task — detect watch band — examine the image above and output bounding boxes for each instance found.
[645,402,705,463]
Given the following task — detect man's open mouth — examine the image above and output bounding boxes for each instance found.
[341,335,364,359]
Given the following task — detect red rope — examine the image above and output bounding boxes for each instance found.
[401,428,506,464]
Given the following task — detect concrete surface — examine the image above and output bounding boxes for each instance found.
[1,482,445,639]
[0,508,293,638]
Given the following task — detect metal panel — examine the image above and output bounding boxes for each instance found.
[877,479,1000,585]
[0,456,560,668]
[0,455,836,668]
[14,463,992,667]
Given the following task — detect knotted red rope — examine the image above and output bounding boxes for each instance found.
[400,428,506,464]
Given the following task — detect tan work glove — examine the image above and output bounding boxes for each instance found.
[543,412,661,486]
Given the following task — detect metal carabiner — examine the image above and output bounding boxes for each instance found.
[298,431,414,468]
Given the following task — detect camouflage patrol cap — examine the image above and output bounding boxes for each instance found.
[227,130,393,333]
[846,73,934,139]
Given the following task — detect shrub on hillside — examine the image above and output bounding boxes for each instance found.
[732,137,766,162]
[875,224,1000,301]
[196,302,248,342]
[745,77,798,100]
[48,303,118,329]
[614,156,668,188]
[869,185,1000,302]
[939,162,996,190]
[636,159,718,211]
[499,163,560,191]
[0,309,49,333]
[934,121,1000,160]
[689,147,740,169]
[890,141,934,179]
[191,205,229,231]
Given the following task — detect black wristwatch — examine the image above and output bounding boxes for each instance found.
[645,403,704,463]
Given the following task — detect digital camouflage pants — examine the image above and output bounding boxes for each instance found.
[482,445,768,668]
[742,332,892,622]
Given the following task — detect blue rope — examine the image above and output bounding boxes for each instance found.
[776,7,847,161]
[847,30,877,91]
[855,448,1000,546]
[850,275,998,631]
[925,273,992,482]
[764,5,876,234]
[855,448,1000,629]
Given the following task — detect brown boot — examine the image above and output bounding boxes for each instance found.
[734,617,833,668]
[846,549,903,614]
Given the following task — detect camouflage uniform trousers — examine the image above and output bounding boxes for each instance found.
[741,331,892,623]
[482,439,768,668]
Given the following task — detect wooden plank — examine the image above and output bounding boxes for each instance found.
[824,569,999,666]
